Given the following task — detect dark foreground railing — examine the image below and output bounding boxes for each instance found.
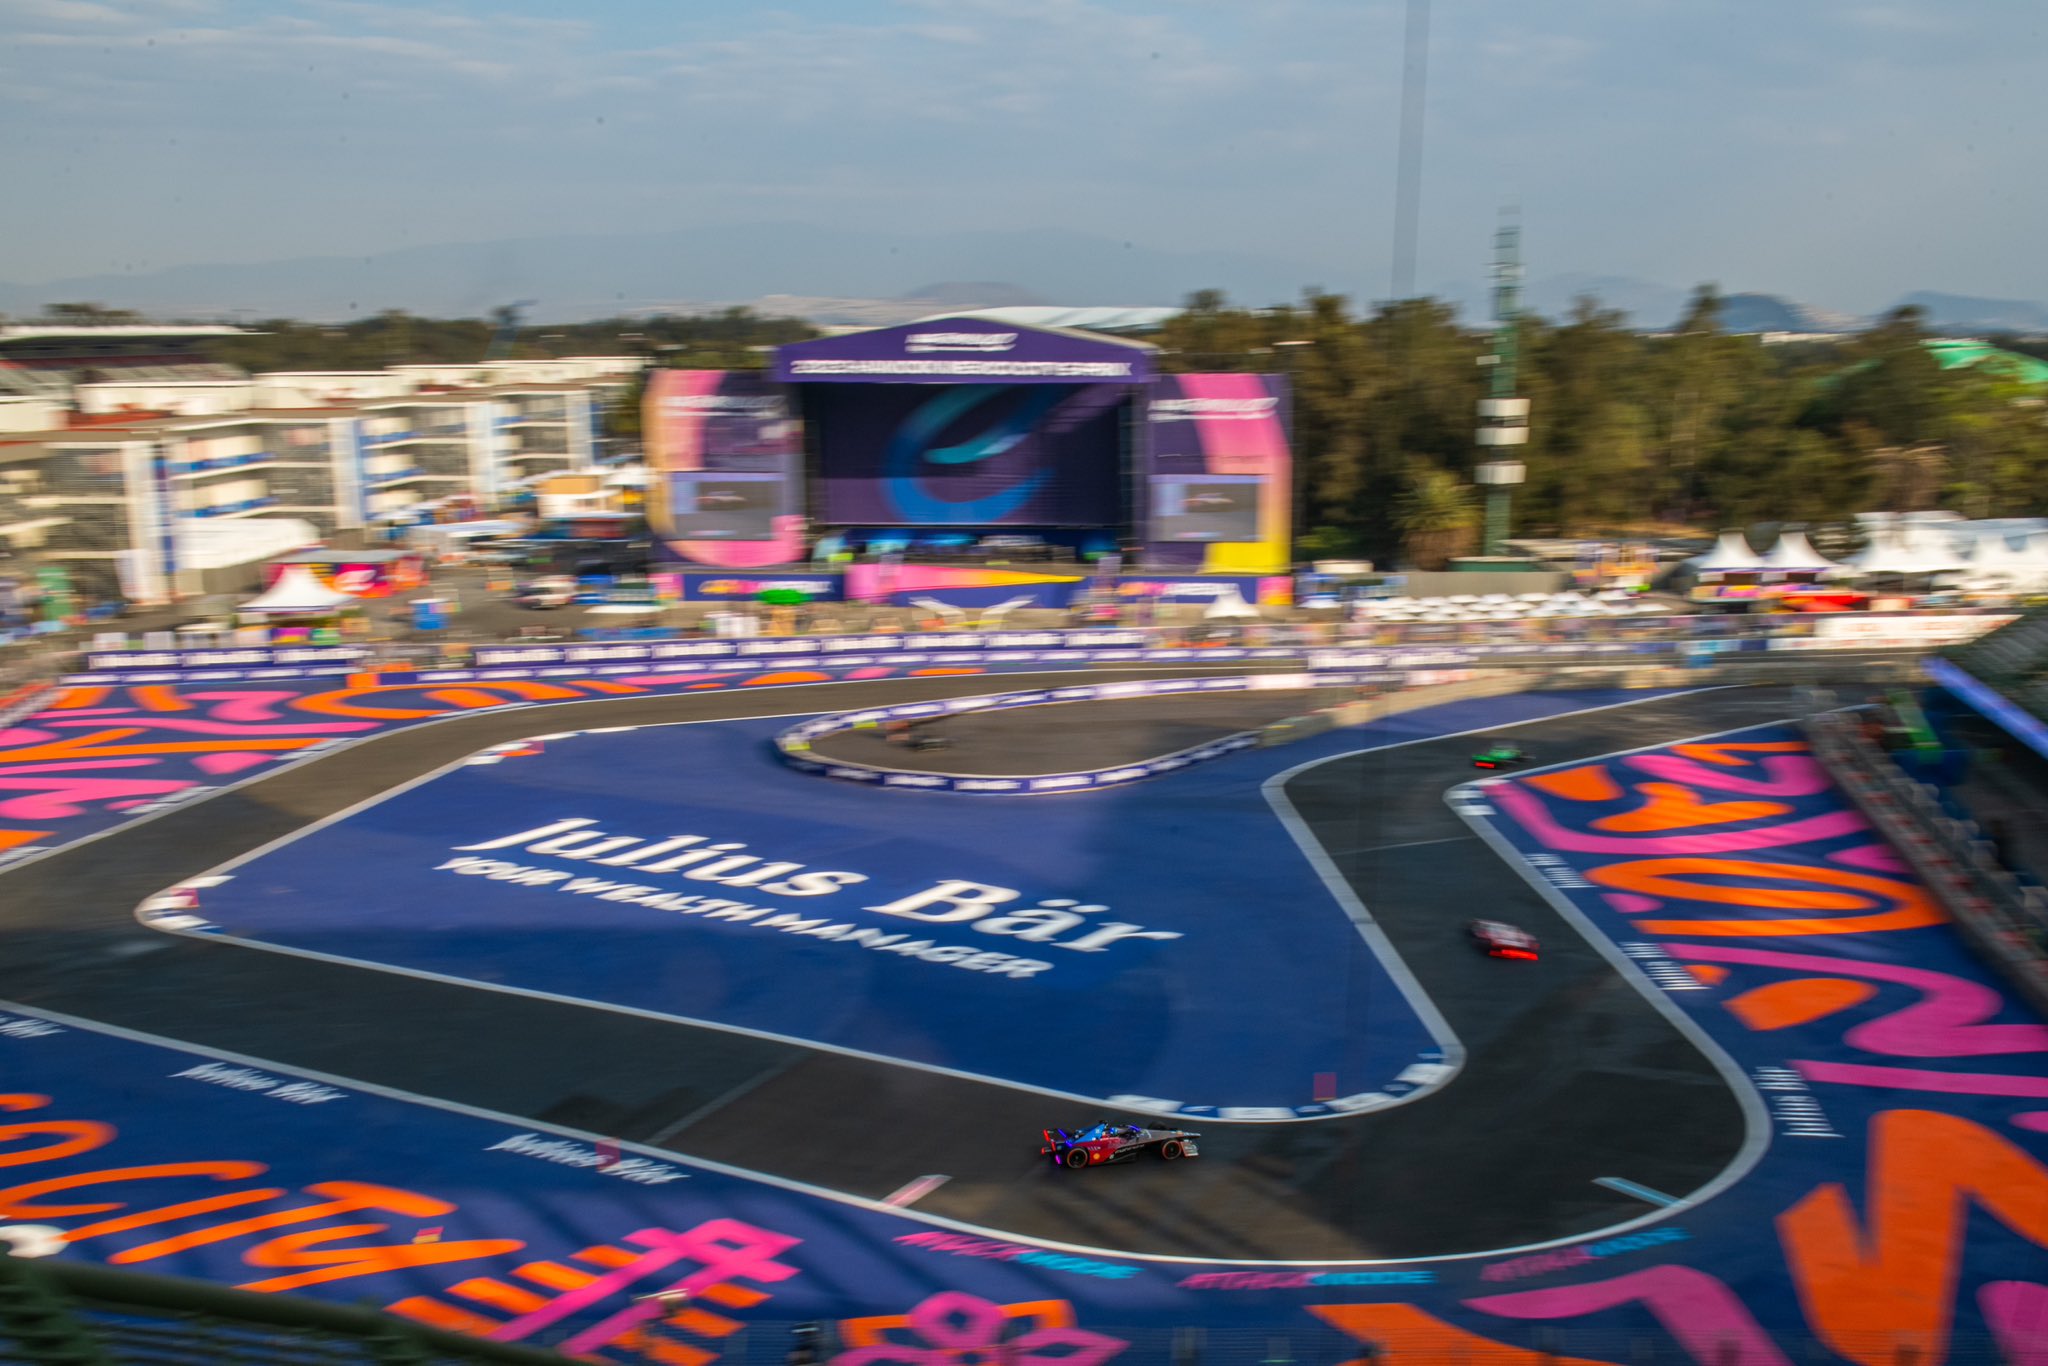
[0,1253,576,1366]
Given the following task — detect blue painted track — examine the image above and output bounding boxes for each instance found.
[168,690,1671,1116]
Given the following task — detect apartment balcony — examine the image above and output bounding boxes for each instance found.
[188,496,279,519]
[172,453,277,479]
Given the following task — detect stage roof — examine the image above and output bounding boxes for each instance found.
[915,306,1181,335]
[773,314,1155,385]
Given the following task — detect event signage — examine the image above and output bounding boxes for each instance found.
[1143,373,1292,575]
[471,629,1155,667]
[773,317,1154,385]
[646,370,805,567]
[1764,613,2015,651]
[82,645,371,672]
[438,816,1189,973]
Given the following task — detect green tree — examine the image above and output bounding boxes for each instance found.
[1820,305,1953,446]
[1393,464,1479,569]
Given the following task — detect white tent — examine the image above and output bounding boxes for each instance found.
[1965,532,2048,588]
[1201,587,1263,620]
[1761,529,1842,574]
[1690,530,1765,573]
[1849,524,1969,576]
[239,565,358,615]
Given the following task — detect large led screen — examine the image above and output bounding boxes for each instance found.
[811,383,1125,527]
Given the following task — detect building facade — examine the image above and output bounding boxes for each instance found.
[0,336,641,605]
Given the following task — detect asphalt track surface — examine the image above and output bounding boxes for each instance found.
[0,671,1801,1263]
[806,687,1358,776]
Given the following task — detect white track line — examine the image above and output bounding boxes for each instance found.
[1446,712,1788,1234]
[0,996,1758,1268]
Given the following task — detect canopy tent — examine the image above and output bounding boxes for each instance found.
[1846,525,1970,576]
[1689,530,1765,573]
[1963,531,2048,588]
[1760,529,1842,574]
[238,564,358,615]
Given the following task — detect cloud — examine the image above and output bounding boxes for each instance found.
[7,0,128,22]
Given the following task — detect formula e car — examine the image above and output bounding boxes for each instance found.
[1471,740,1529,770]
[1041,1123,1200,1169]
[1468,919,1540,961]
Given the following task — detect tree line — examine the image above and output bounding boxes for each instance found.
[18,294,2048,567]
[1154,287,2048,565]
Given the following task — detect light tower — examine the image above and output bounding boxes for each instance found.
[1474,210,1528,557]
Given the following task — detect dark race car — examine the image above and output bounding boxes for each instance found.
[1040,1122,1200,1169]
[1471,740,1529,770]
[1468,919,1540,961]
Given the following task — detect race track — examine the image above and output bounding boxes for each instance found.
[1,674,1790,1261]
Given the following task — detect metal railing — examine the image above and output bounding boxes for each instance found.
[1803,699,2048,1016]
[0,1253,576,1365]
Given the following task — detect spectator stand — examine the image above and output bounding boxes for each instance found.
[1802,693,2048,1017]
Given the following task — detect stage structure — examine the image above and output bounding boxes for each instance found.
[646,316,1293,607]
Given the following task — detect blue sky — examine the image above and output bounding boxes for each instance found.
[2,0,2042,313]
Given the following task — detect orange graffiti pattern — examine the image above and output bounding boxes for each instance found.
[1779,1110,2048,1366]
[1588,857,1945,936]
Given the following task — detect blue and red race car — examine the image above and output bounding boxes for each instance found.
[1041,1123,1201,1169]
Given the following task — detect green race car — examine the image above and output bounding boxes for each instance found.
[1471,740,1529,770]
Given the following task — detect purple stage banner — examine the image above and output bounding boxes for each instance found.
[811,383,1127,528]
[774,316,1153,385]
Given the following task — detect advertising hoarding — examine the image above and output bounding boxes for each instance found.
[774,316,1154,385]
[1144,374,1292,575]
[645,371,803,567]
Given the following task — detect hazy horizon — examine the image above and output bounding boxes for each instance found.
[4,0,2043,318]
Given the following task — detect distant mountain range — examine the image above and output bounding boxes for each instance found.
[1441,273,2048,336]
[0,224,1318,325]
[1,223,2041,336]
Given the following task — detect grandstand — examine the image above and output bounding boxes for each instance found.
[1897,611,2048,931]
[1941,605,2048,722]
[0,324,251,398]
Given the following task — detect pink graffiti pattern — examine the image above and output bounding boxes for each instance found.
[1468,1267,1790,1366]
[0,665,988,858]
[834,1292,1128,1366]
[1470,731,2048,1363]
[1670,944,2048,1058]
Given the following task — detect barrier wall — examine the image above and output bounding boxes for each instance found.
[775,670,1528,795]
[775,676,1291,793]
[64,612,2003,685]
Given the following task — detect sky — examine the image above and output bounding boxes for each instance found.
[2,0,2043,314]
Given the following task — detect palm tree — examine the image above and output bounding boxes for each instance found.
[1394,466,1479,570]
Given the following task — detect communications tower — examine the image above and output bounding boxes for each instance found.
[1474,210,1529,557]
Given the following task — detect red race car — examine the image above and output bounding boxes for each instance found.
[1040,1123,1200,1169]
[1468,919,1540,961]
